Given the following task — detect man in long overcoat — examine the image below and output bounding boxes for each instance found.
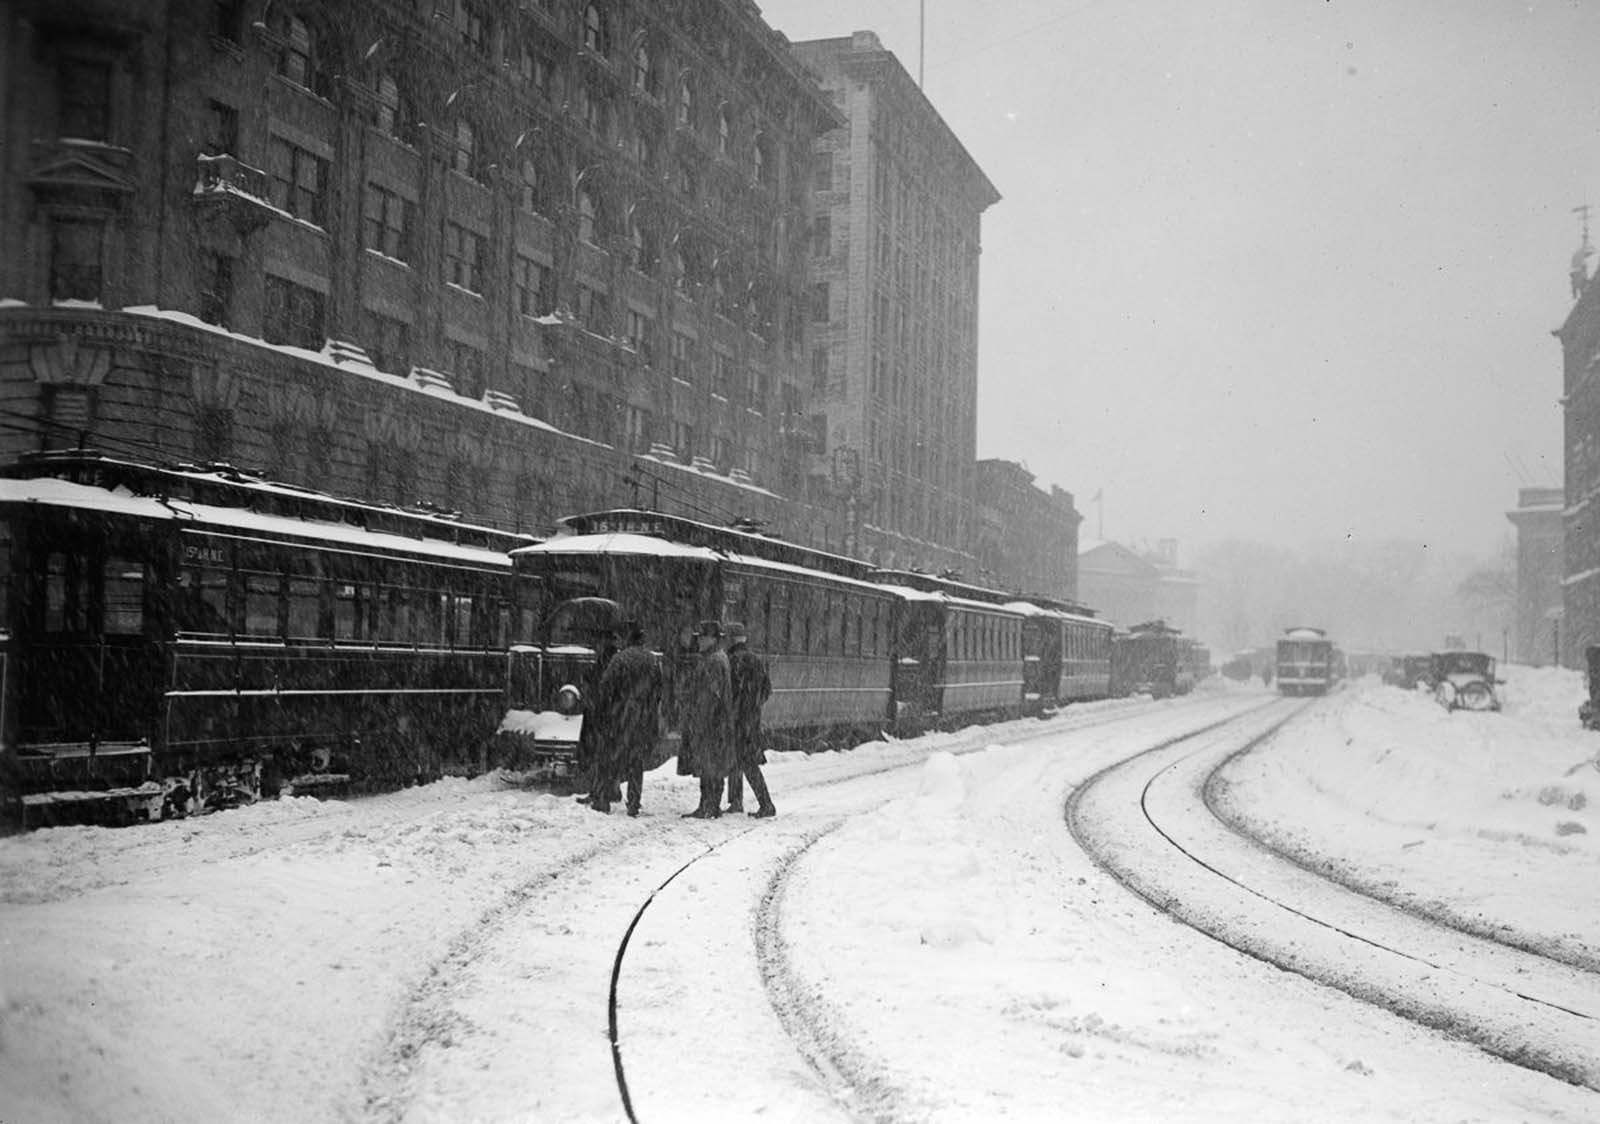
[723,621,776,817]
[588,622,663,816]
[679,619,733,818]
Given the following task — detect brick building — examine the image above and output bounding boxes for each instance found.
[1,0,846,540]
[1557,246,1600,667]
[972,459,1080,601]
[788,31,999,573]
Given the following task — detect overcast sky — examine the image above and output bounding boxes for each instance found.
[757,0,1600,562]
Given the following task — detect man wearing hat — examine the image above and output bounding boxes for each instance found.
[723,621,776,817]
[679,619,733,818]
[587,621,663,816]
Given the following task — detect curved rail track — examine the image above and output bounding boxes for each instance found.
[1066,697,1600,1090]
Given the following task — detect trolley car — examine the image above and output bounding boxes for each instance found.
[1276,626,1336,696]
[0,452,536,825]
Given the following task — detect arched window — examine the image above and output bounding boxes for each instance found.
[375,75,416,144]
[272,11,326,95]
[578,188,598,244]
[519,159,541,213]
[676,77,694,128]
[453,118,484,181]
[632,42,654,95]
[582,3,608,54]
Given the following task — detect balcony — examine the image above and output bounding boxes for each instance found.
[192,153,276,236]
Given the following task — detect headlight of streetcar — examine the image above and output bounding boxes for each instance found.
[554,683,583,715]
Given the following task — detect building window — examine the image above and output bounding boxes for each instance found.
[717,107,731,156]
[42,386,96,449]
[203,100,238,155]
[753,140,770,185]
[363,309,410,374]
[452,118,486,182]
[454,0,491,54]
[514,255,555,317]
[626,309,653,361]
[711,350,731,399]
[811,346,828,393]
[264,274,326,349]
[577,189,599,245]
[448,339,486,398]
[271,12,326,95]
[58,59,112,141]
[443,222,485,292]
[671,419,694,463]
[198,254,234,327]
[676,161,698,202]
[362,183,412,261]
[519,160,543,213]
[266,136,328,224]
[195,406,234,463]
[629,221,658,275]
[214,0,245,41]
[582,3,609,54]
[813,151,833,192]
[580,83,610,139]
[810,282,829,323]
[575,282,610,334]
[811,216,830,259]
[746,366,767,412]
[49,218,103,303]
[676,78,694,128]
[374,75,416,145]
[670,331,692,382]
[632,41,658,97]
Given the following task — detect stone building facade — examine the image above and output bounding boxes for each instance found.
[1505,486,1563,666]
[1557,250,1600,667]
[1,0,847,541]
[788,31,999,574]
[972,459,1080,601]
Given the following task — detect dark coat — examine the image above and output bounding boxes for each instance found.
[679,647,733,779]
[592,644,664,771]
[727,642,772,765]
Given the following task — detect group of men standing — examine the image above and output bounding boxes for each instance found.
[580,618,777,820]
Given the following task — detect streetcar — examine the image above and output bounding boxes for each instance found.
[1275,626,1336,696]
[0,452,537,826]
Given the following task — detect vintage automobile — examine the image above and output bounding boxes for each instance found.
[1580,645,1600,730]
[1384,653,1434,690]
[1430,650,1501,712]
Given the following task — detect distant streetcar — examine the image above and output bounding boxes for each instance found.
[1276,626,1336,696]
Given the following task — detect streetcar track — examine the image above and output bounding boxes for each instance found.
[1203,736,1600,976]
[1066,699,1600,1090]
[364,692,1270,1122]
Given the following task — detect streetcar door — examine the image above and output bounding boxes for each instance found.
[18,524,161,750]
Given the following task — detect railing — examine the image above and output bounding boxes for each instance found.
[195,153,269,202]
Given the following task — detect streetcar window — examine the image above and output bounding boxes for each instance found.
[242,572,281,637]
[0,523,11,632]
[333,582,370,641]
[286,577,321,640]
[769,584,788,652]
[102,558,145,635]
[44,552,87,633]
[747,588,768,650]
[177,566,231,635]
[451,594,474,648]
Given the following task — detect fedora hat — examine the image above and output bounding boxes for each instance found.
[697,619,724,638]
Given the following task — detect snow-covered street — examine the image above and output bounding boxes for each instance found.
[2,669,1598,1123]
